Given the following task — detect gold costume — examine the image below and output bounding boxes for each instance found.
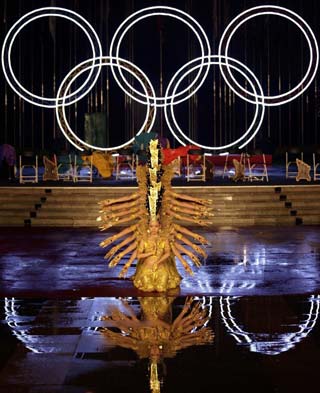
[98,139,213,292]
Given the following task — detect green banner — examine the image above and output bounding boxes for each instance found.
[84,112,107,148]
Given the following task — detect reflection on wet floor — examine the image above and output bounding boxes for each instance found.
[1,295,320,393]
[101,297,213,393]
[1,226,320,392]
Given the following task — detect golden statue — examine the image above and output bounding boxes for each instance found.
[101,296,214,393]
[43,155,59,181]
[98,139,213,292]
[82,151,114,178]
[296,158,311,182]
[231,158,245,182]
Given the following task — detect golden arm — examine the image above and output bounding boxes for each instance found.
[170,243,194,275]
[99,225,137,247]
[108,241,137,267]
[173,231,207,258]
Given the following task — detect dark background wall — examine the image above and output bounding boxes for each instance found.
[1,0,320,153]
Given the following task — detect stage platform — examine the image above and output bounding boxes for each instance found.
[0,225,319,298]
[1,180,320,393]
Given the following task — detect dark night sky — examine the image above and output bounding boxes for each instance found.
[1,0,320,153]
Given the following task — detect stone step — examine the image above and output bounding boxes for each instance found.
[37,203,106,209]
[0,205,36,211]
[0,189,295,197]
[0,195,42,202]
[36,212,100,218]
[44,186,276,193]
[30,215,297,227]
[46,194,283,201]
[45,191,134,196]
[279,186,320,193]
[0,185,318,227]
[3,190,316,203]
[0,217,25,226]
[30,218,76,226]
[35,205,291,217]
[39,201,287,210]
[291,202,320,208]
[0,202,37,211]
[211,209,292,217]
[280,194,320,201]
[294,207,320,215]
[0,210,32,217]
[301,216,320,224]
[44,197,131,203]
[43,190,268,196]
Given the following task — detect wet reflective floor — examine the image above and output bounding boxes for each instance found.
[0,295,320,393]
[0,227,320,296]
[1,226,320,392]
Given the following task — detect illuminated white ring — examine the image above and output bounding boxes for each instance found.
[218,5,319,106]
[1,7,102,108]
[164,55,265,153]
[109,6,211,107]
[56,56,156,152]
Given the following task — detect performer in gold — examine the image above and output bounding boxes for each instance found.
[97,139,213,292]
[101,296,214,393]
[133,219,181,292]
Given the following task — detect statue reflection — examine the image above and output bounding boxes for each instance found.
[101,297,214,393]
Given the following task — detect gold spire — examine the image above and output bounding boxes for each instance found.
[148,139,162,222]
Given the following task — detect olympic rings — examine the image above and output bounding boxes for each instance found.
[1,7,102,108]
[164,55,265,152]
[218,5,319,106]
[55,56,156,152]
[1,5,319,152]
[109,6,211,107]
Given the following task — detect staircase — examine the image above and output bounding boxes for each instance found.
[1,185,319,227]
[276,185,320,225]
[0,188,47,226]
[29,187,131,227]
